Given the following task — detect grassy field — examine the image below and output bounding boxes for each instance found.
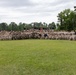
[0,40,76,75]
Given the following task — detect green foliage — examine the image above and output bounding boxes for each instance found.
[18,22,24,31]
[0,22,56,31]
[0,40,76,75]
[48,22,56,29]
[57,9,76,31]
[32,22,43,29]
[9,22,19,31]
[0,22,8,31]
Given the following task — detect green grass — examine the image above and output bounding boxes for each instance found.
[0,40,76,75]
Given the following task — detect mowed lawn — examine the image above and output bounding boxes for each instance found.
[0,40,76,75]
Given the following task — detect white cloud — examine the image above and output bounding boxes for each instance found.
[0,0,76,24]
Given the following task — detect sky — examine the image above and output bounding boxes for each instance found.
[0,0,76,24]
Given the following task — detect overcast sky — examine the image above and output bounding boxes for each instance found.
[0,0,76,24]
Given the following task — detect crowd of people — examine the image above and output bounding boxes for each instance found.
[0,30,76,40]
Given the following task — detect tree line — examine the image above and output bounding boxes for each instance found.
[0,22,56,31]
[0,8,76,31]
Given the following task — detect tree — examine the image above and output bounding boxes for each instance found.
[23,23,31,30]
[48,22,56,30]
[9,22,18,31]
[18,22,24,31]
[0,22,8,31]
[43,22,48,30]
[31,22,43,29]
[57,9,76,31]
